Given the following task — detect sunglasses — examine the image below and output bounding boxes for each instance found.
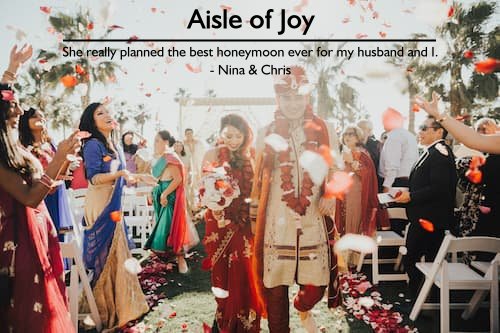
[419,124,440,132]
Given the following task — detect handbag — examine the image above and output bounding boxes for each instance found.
[0,208,17,307]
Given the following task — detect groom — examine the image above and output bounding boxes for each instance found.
[251,66,340,333]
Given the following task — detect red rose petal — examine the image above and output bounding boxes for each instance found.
[110,210,122,222]
[60,75,78,88]
[40,6,51,14]
[463,50,474,59]
[474,58,500,74]
[419,219,435,232]
[185,63,202,73]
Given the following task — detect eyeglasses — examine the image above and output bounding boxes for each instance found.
[419,124,440,132]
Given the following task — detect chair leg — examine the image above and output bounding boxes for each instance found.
[491,261,499,333]
[372,245,379,284]
[69,265,79,331]
[356,252,365,272]
[440,262,450,333]
[410,276,434,321]
[462,290,487,320]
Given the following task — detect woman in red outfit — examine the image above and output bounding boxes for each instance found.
[0,45,80,332]
[202,114,262,332]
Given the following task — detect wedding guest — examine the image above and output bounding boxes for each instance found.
[474,117,497,135]
[19,108,74,240]
[395,116,457,299]
[79,102,148,330]
[415,92,500,154]
[202,114,262,332]
[1,43,79,332]
[183,128,206,211]
[357,119,381,181]
[122,131,138,173]
[335,126,381,268]
[145,130,196,273]
[378,108,418,192]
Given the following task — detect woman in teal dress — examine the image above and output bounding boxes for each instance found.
[145,130,196,273]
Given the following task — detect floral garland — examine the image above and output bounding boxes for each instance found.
[268,105,320,216]
[217,145,253,224]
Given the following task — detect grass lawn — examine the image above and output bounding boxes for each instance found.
[117,222,491,333]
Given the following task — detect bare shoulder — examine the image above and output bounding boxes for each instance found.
[203,147,218,163]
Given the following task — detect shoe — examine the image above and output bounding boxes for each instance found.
[299,311,318,333]
[178,257,189,274]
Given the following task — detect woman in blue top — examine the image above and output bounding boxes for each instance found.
[79,102,148,331]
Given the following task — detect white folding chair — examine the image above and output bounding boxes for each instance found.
[60,240,102,332]
[409,235,500,333]
[123,195,151,255]
[357,207,409,283]
[67,188,87,246]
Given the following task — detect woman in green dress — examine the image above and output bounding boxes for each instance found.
[145,130,194,273]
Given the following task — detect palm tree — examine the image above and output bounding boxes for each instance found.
[36,8,122,108]
[300,42,364,127]
[113,100,133,136]
[411,1,498,119]
[133,103,150,136]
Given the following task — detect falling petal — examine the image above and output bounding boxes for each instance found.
[342,17,350,24]
[124,258,142,274]
[185,63,202,73]
[474,58,500,74]
[355,33,368,39]
[108,24,124,30]
[87,22,94,30]
[299,151,329,185]
[40,6,51,14]
[151,7,157,13]
[418,219,435,232]
[382,22,392,28]
[110,210,122,222]
[211,287,229,299]
[465,168,482,184]
[293,0,309,13]
[334,233,377,254]
[127,35,139,43]
[412,104,420,112]
[378,31,386,38]
[220,5,232,11]
[324,171,354,200]
[463,50,474,59]
[264,133,289,152]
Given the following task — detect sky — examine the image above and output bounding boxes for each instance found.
[1,0,496,143]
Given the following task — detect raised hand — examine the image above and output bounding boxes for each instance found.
[8,44,33,72]
[414,91,441,118]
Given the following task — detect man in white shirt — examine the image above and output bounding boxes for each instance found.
[378,108,418,192]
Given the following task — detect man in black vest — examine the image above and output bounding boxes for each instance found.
[394,116,457,298]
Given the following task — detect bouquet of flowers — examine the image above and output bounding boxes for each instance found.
[198,166,240,225]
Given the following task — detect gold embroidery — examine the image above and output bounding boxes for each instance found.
[33,302,43,313]
[243,236,252,258]
[211,230,235,266]
[228,251,238,268]
[237,309,256,330]
[204,232,219,244]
